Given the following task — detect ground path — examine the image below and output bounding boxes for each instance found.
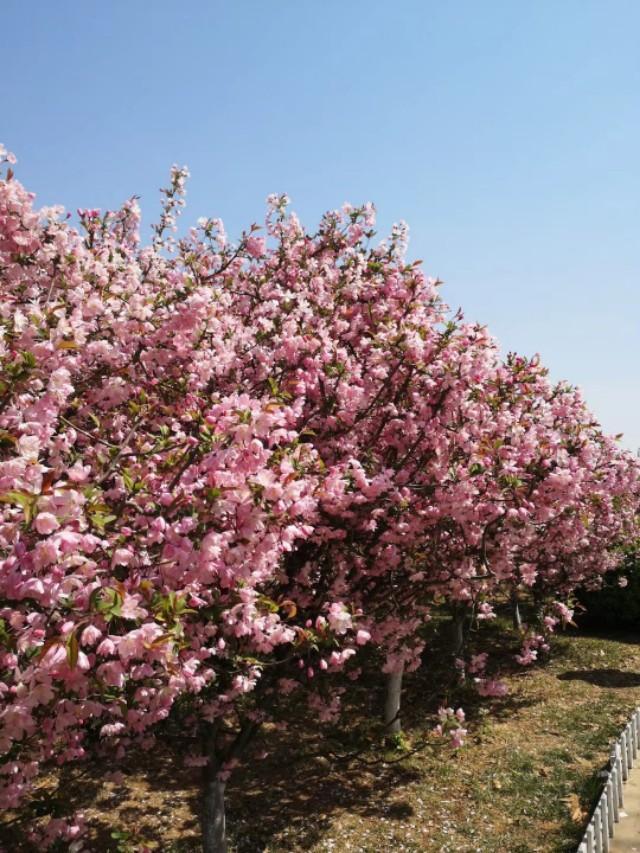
[611,762,640,852]
[5,630,640,850]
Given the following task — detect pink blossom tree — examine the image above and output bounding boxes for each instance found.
[1,145,638,851]
[0,153,366,851]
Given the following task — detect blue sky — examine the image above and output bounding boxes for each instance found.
[3,1,639,450]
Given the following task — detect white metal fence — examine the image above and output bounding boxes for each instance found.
[577,706,640,853]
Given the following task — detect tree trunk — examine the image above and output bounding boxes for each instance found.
[200,719,257,853]
[201,768,227,853]
[511,588,522,630]
[384,667,404,735]
[452,610,465,655]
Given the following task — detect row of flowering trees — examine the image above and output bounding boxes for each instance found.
[0,145,638,852]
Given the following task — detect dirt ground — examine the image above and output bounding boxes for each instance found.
[3,625,640,852]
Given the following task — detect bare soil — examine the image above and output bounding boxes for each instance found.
[3,625,640,852]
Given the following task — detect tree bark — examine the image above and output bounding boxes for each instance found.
[511,588,522,630]
[201,767,227,853]
[200,719,257,853]
[452,609,466,655]
[384,667,404,735]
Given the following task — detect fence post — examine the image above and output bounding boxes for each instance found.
[595,805,604,853]
[607,776,617,828]
[601,794,609,853]
[621,732,630,782]
[615,743,624,806]
[579,711,640,851]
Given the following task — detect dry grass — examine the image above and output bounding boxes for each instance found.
[3,624,640,852]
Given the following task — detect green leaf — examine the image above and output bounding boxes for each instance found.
[121,469,135,492]
[0,490,38,525]
[93,587,123,619]
[89,510,117,531]
[0,618,13,650]
[66,631,79,667]
[257,595,279,614]
[0,430,17,448]
[324,361,346,378]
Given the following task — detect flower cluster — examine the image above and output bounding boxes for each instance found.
[0,146,638,828]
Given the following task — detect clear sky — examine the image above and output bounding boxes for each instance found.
[3,1,639,450]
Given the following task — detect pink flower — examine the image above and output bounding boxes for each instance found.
[245,236,266,258]
[104,771,125,783]
[476,679,508,698]
[450,727,467,748]
[118,624,164,662]
[468,653,488,674]
[97,661,126,688]
[184,754,209,768]
[120,594,146,621]
[477,602,496,620]
[48,367,74,401]
[112,548,134,567]
[554,602,574,624]
[34,512,60,535]
[100,722,126,738]
[327,603,352,635]
[96,638,116,657]
[80,625,102,647]
[68,461,91,483]
[17,434,41,460]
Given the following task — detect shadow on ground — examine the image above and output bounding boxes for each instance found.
[558,668,640,689]
[228,750,421,852]
[9,613,626,851]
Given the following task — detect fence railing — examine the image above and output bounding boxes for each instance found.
[577,707,640,853]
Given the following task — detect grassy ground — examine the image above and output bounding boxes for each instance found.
[3,624,640,852]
